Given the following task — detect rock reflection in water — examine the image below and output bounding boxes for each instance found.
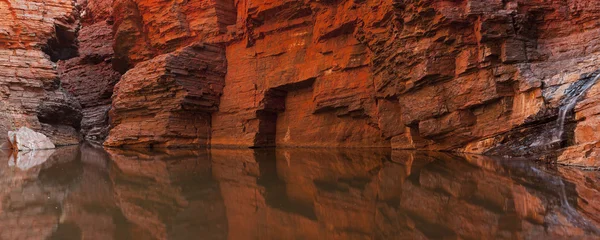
[0,146,599,239]
[7,149,56,171]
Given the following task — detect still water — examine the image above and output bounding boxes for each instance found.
[1,144,600,239]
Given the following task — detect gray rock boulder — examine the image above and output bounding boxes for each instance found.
[8,127,56,151]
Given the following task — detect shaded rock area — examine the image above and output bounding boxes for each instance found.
[58,0,122,142]
[0,147,599,239]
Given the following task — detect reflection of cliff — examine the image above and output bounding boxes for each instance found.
[211,149,390,239]
[0,146,229,240]
[1,146,600,239]
[107,148,227,240]
[0,146,82,240]
[212,149,600,239]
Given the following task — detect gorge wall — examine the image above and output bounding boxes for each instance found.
[2,0,600,165]
[0,0,83,147]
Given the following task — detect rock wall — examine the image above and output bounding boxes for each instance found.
[99,0,600,163]
[0,0,83,148]
[58,0,122,142]
[105,44,226,148]
[4,0,600,163]
[208,0,600,158]
[105,0,234,147]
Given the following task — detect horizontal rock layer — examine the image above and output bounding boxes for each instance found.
[105,44,226,148]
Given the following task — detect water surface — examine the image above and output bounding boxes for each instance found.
[1,145,600,239]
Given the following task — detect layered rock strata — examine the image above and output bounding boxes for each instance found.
[4,0,600,164]
[0,0,82,148]
[107,0,600,157]
[104,0,234,148]
[105,44,226,148]
[58,0,122,142]
[110,0,236,71]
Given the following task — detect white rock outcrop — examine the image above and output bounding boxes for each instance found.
[8,127,56,151]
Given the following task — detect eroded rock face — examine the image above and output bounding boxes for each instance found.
[212,0,388,148]
[6,0,600,162]
[97,0,600,160]
[209,0,600,153]
[58,0,122,142]
[104,0,234,148]
[0,0,82,148]
[558,72,600,167]
[105,44,226,148]
[111,0,236,71]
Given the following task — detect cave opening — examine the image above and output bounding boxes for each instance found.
[42,23,79,62]
[254,88,287,148]
[253,79,316,148]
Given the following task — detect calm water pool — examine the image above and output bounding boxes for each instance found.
[0,144,599,239]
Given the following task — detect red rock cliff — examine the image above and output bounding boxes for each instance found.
[3,0,600,163]
[207,0,600,154]
[106,0,600,159]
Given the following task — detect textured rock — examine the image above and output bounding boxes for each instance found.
[4,0,595,162]
[212,0,387,148]
[8,127,56,151]
[0,0,83,148]
[209,0,599,151]
[557,71,600,167]
[58,0,122,142]
[104,0,234,148]
[105,44,226,148]
[111,0,236,71]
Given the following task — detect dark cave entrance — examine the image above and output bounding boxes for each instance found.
[42,23,78,62]
[253,79,316,148]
